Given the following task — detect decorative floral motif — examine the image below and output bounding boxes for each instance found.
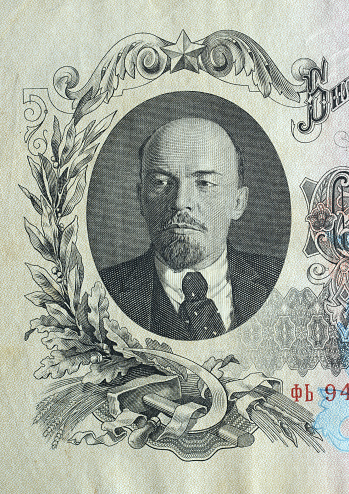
[304,166,349,373]
[306,202,336,232]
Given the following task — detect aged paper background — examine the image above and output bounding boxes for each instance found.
[1,1,349,493]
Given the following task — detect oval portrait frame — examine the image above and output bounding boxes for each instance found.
[87,90,291,340]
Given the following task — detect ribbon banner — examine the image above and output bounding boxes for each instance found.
[65,364,323,460]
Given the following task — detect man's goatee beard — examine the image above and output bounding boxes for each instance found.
[155,234,206,271]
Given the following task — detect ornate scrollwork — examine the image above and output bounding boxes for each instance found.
[23,92,48,155]
[304,166,349,338]
[53,34,171,119]
[49,29,318,123]
[199,31,314,102]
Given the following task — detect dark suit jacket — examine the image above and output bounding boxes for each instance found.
[100,244,283,340]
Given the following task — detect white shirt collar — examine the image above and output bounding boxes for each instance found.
[155,248,229,305]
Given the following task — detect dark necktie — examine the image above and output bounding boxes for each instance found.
[178,271,226,340]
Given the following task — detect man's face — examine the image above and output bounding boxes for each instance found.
[138,118,248,271]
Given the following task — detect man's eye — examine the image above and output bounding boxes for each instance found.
[196,179,217,188]
[154,179,167,186]
[149,176,170,188]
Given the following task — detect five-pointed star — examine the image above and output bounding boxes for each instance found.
[161,30,205,74]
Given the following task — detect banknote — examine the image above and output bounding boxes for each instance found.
[1,1,349,493]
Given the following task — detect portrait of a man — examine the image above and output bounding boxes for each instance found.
[99,116,283,340]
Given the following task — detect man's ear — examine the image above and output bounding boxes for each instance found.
[137,182,144,217]
[231,186,248,220]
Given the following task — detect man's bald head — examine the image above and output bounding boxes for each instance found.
[137,117,248,270]
[139,118,244,187]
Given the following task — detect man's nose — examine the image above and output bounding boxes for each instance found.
[171,182,193,212]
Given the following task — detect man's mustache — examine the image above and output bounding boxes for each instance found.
[159,212,207,232]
